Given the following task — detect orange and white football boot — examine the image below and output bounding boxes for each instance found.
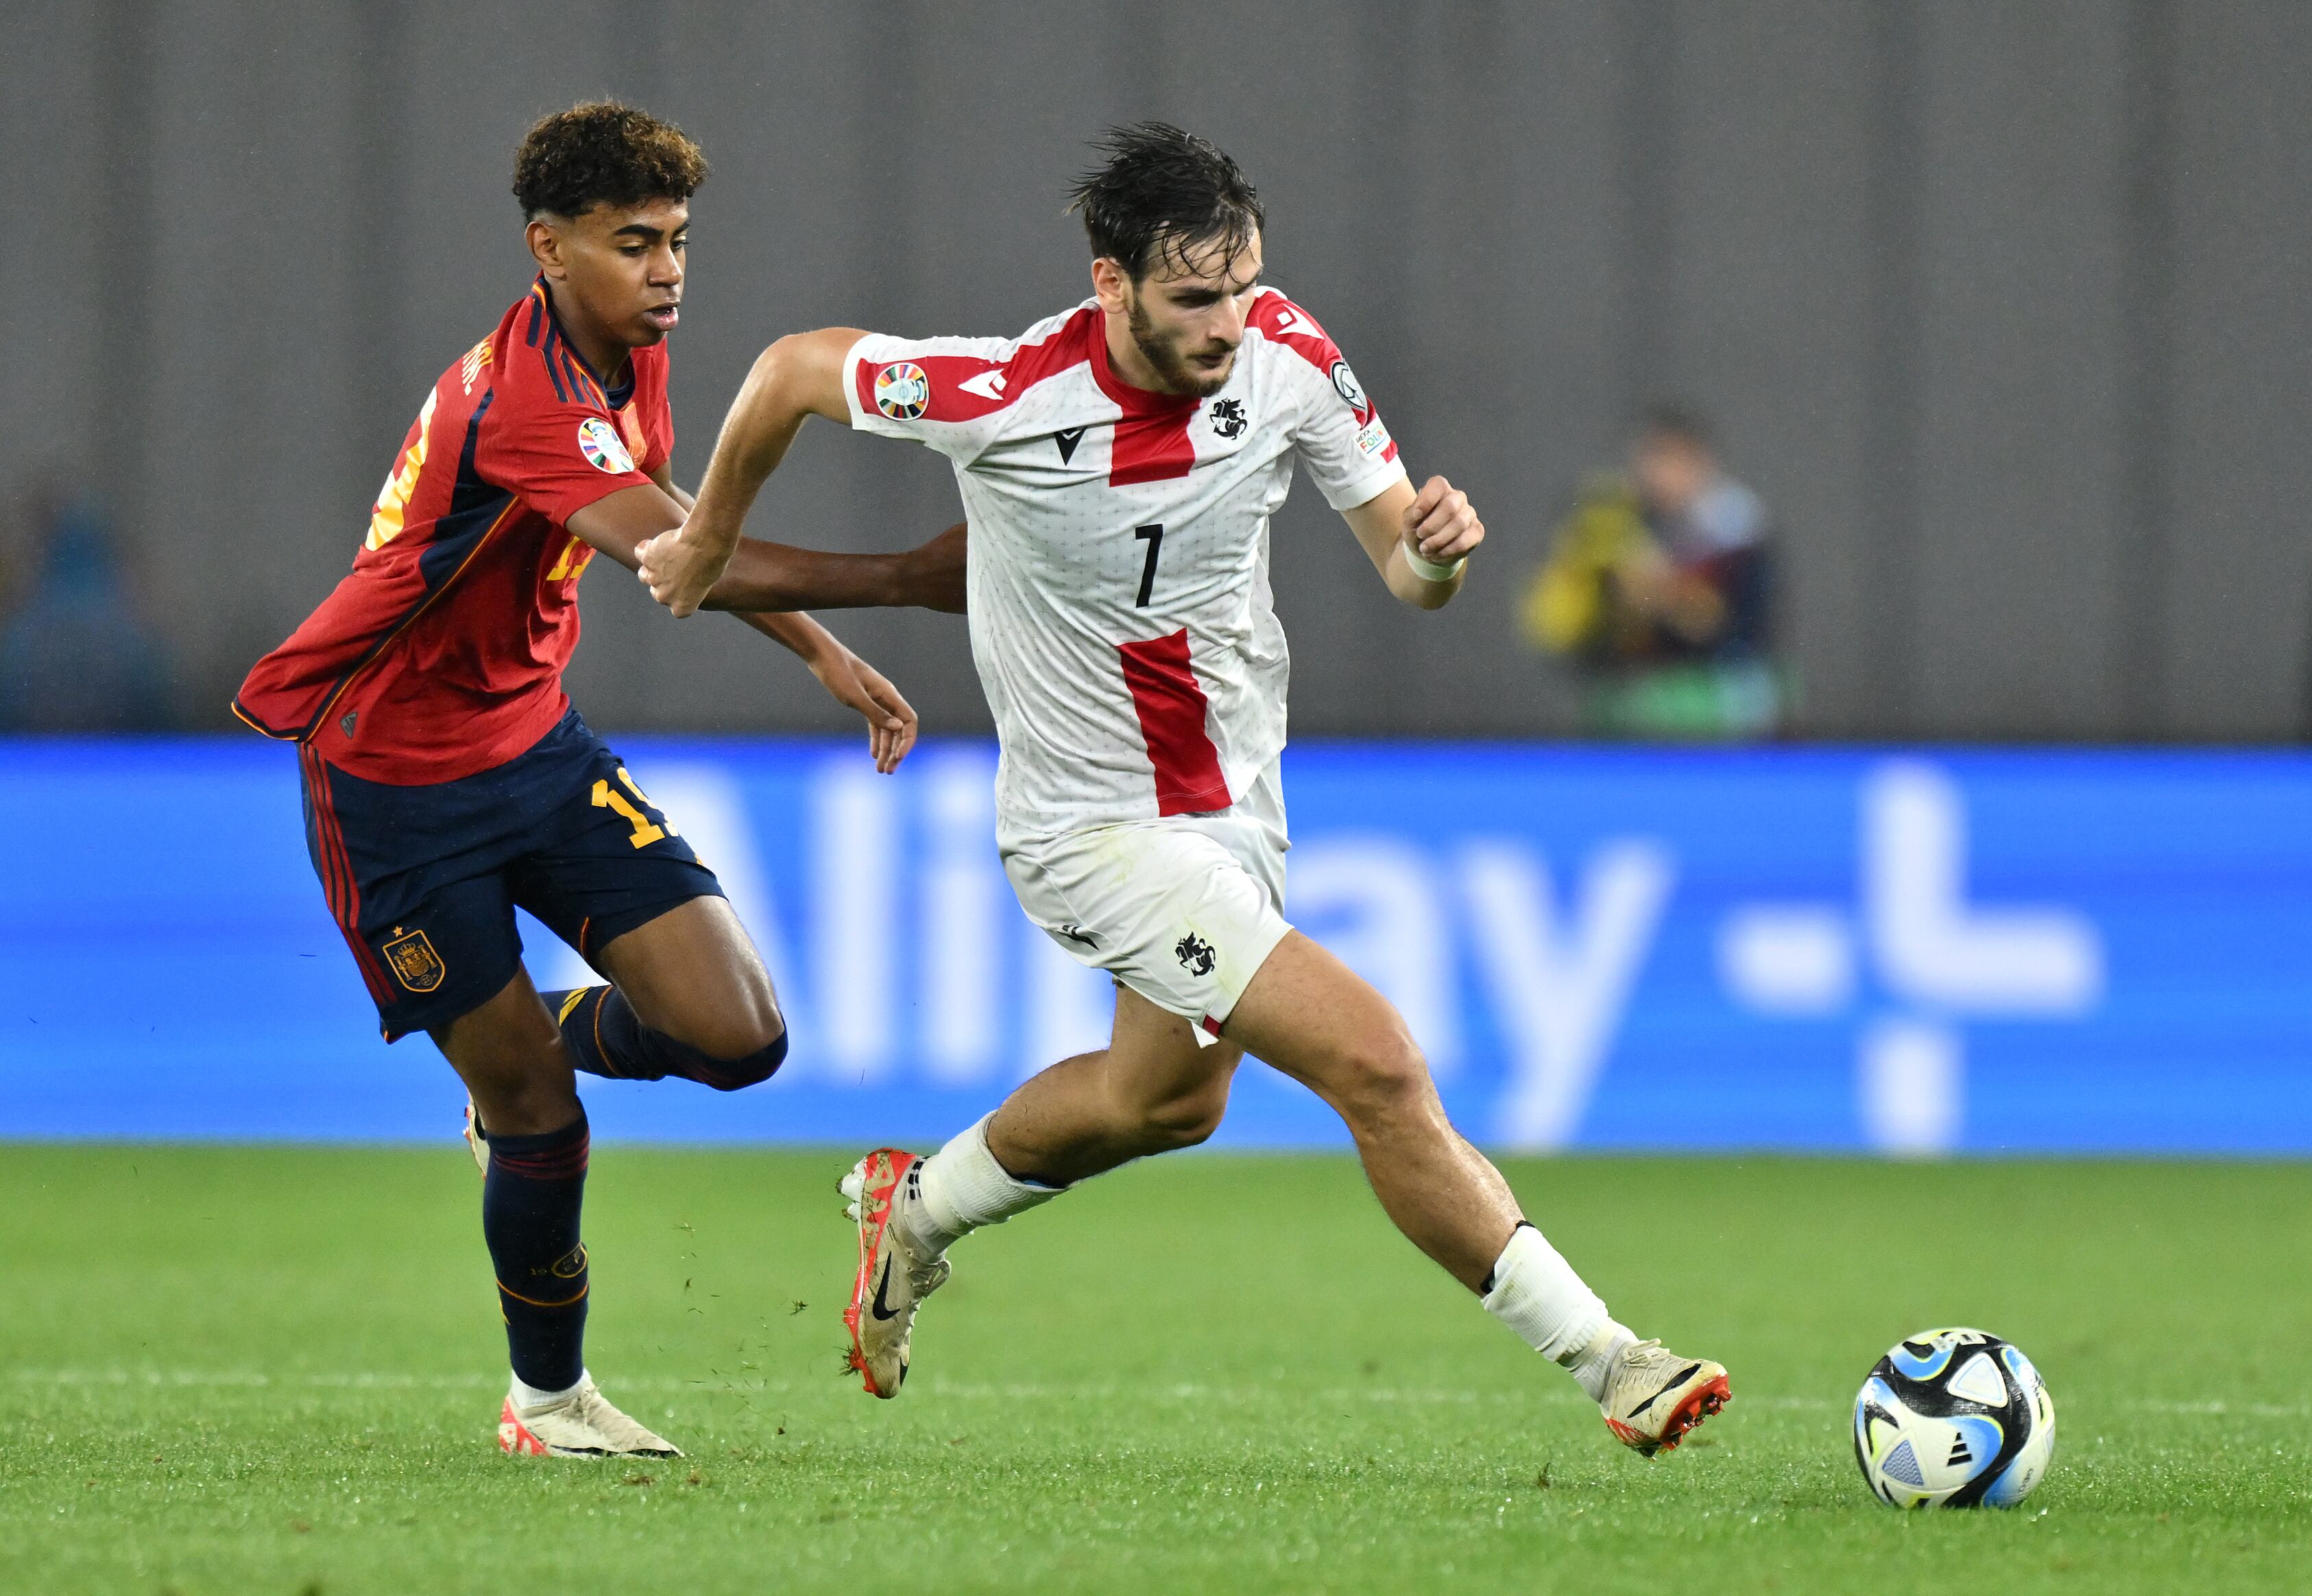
[496,1375,680,1460]
[1600,1340,1732,1456]
[839,1148,950,1398]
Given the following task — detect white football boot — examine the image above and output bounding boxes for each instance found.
[839,1148,950,1398]
[461,1099,490,1175]
[497,1375,681,1460]
[1600,1339,1732,1457]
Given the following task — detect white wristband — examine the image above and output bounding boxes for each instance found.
[1402,543,1467,583]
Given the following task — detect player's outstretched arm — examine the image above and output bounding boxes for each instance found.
[735,609,920,774]
[561,481,933,770]
[634,327,863,616]
[706,521,967,616]
[1343,475,1483,611]
[571,483,966,617]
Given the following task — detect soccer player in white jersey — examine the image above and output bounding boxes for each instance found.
[640,124,1729,1455]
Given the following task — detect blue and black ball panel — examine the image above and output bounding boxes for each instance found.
[1853,1329,2038,1508]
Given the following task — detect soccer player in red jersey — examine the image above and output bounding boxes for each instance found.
[237,104,962,1459]
[643,125,1730,1456]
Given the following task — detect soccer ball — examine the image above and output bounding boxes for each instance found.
[1852,1327,2056,1509]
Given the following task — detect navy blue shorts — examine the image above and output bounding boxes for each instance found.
[298,708,723,1041]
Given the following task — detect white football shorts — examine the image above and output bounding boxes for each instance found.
[1000,760,1292,1044]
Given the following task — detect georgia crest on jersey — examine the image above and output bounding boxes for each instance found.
[843,289,1405,837]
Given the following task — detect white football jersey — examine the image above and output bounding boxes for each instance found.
[843,288,1406,836]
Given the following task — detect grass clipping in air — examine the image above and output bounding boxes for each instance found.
[1,1147,2307,1594]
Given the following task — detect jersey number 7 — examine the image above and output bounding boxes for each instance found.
[1133,523,1164,607]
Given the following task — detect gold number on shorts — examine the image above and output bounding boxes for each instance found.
[592,766,674,849]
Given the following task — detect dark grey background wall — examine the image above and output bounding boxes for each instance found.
[7,1,2307,740]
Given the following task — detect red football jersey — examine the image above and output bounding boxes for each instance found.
[235,277,673,784]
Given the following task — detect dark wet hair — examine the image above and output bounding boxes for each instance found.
[1067,122,1263,281]
[512,101,707,220]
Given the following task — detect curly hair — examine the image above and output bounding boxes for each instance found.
[1067,122,1262,281]
[512,101,707,220]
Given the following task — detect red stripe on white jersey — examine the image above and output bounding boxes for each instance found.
[1110,412,1199,484]
[1249,290,1398,462]
[1247,291,1346,388]
[1116,628,1231,816]
[1087,315,1200,485]
[854,307,1102,424]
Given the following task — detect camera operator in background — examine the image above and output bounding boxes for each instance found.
[1521,404,1781,739]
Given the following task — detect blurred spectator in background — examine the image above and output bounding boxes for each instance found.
[0,486,176,730]
[1519,404,1781,738]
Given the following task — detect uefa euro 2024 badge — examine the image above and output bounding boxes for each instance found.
[875,362,931,420]
[576,416,635,474]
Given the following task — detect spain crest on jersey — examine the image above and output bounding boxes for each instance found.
[383,927,446,993]
[874,361,931,420]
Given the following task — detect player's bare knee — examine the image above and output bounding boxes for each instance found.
[459,1051,579,1135]
[642,975,784,1064]
[1139,1085,1229,1150]
[693,1007,784,1062]
[693,1013,788,1091]
[436,1015,568,1124]
[1329,1034,1432,1130]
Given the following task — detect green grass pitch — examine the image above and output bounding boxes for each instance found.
[2,1146,2307,1594]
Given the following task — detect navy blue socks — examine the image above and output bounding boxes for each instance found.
[545,985,786,1091]
[485,988,784,1389]
[483,1110,590,1393]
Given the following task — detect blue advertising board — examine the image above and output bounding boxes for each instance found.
[1,738,2305,1152]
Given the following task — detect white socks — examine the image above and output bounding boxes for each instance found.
[903,1113,1065,1257]
[511,1368,586,1411]
[1565,1322,1639,1403]
[1480,1223,1636,1402]
[902,1132,1635,1401]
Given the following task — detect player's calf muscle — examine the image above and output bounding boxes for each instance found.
[1133,1078,1231,1148]
[1084,1068,1231,1160]
[985,1030,1236,1181]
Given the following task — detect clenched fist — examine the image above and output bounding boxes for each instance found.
[1402,475,1482,571]
[635,518,735,618]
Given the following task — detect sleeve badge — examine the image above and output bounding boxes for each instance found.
[577,417,636,474]
[874,362,931,420]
